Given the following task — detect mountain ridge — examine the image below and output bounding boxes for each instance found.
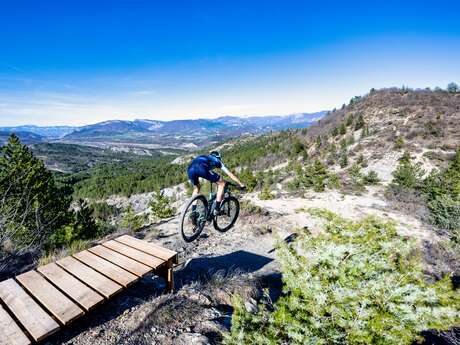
[0,111,326,147]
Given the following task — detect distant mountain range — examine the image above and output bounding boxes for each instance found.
[0,125,77,140]
[0,112,326,148]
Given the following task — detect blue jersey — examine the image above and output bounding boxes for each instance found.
[190,155,223,170]
[187,155,228,185]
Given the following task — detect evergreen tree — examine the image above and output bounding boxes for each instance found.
[0,134,72,250]
[239,168,257,192]
[447,82,459,93]
[391,152,424,190]
[354,113,365,130]
[225,211,459,345]
[73,199,99,240]
[149,189,176,220]
[120,205,144,233]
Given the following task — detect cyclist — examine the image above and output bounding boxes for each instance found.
[187,151,245,217]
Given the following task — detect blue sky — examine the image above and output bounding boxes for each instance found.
[0,0,459,126]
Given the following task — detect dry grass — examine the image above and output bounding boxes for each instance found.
[38,239,92,266]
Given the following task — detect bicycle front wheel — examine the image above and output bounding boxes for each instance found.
[213,196,240,232]
[179,195,208,242]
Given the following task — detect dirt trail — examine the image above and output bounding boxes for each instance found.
[247,186,439,243]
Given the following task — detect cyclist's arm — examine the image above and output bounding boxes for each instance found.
[221,164,244,187]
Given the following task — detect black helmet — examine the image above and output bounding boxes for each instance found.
[210,151,221,160]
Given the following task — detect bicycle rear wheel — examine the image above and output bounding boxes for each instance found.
[213,196,239,232]
[179,195,208,242]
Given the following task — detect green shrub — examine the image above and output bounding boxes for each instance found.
[363,170,380,185]
[120,205,145,233]
[46,200,101,249]
[356,154,365,166]
[339,152,349,168]
[348,164,365,193]
[422,150,460,235]
[346,114,354,126]
[239,168,257,192]
[354,114,365,130]
[361,125,370,138]
[292,138,305,155]
[394,136,405,150]
[240,200,264,215]
[390,152,424,190]
[427,195,460,239]
[259,183,275,200]
[225,210,459,345]
[149,190,176,219]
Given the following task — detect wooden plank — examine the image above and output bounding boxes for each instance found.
[0,304,31,345]
[115,235,178,263]
[88,245,152,277]
[73,251,138,288]
[37,263,103,311]
[16,271,84,325]
[102,240,165,268]
[0,279,59,342]
[56,257,122,298]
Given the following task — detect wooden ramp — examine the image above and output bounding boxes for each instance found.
[0,235,177,344]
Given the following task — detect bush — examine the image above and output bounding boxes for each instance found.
[394,136,405,150]
[239,168,257,192]
[422,150,460,235]
[347,164,366,193]
[427,195,460,239]
[297,160,328,192]
[354,113,365,130]
[46,200,101,250]
[259,184,275,200]
[363,170,380,185]
[120,205,145,233]
[225,210,459,345]
[390,152,424,190]
[149,189,176,220]
[339,152,349,168]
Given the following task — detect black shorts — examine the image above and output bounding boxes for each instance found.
[187,164,220,186]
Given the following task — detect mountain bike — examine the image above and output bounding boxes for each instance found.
[179,181,245,242]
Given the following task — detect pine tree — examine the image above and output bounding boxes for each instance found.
[120,205,144,233]
[149,189,176,220]
[0,134,72,250]
[391,152,424,190]
[354,113,365,130]
[225,211,459,345]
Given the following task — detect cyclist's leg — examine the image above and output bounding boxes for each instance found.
[202,171,223,213]
[216,177,226,203]
[192,181,201,197]
[187,165,201,197]
[187,166,201,226]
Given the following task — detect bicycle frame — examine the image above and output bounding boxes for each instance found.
[205,181,233,222]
